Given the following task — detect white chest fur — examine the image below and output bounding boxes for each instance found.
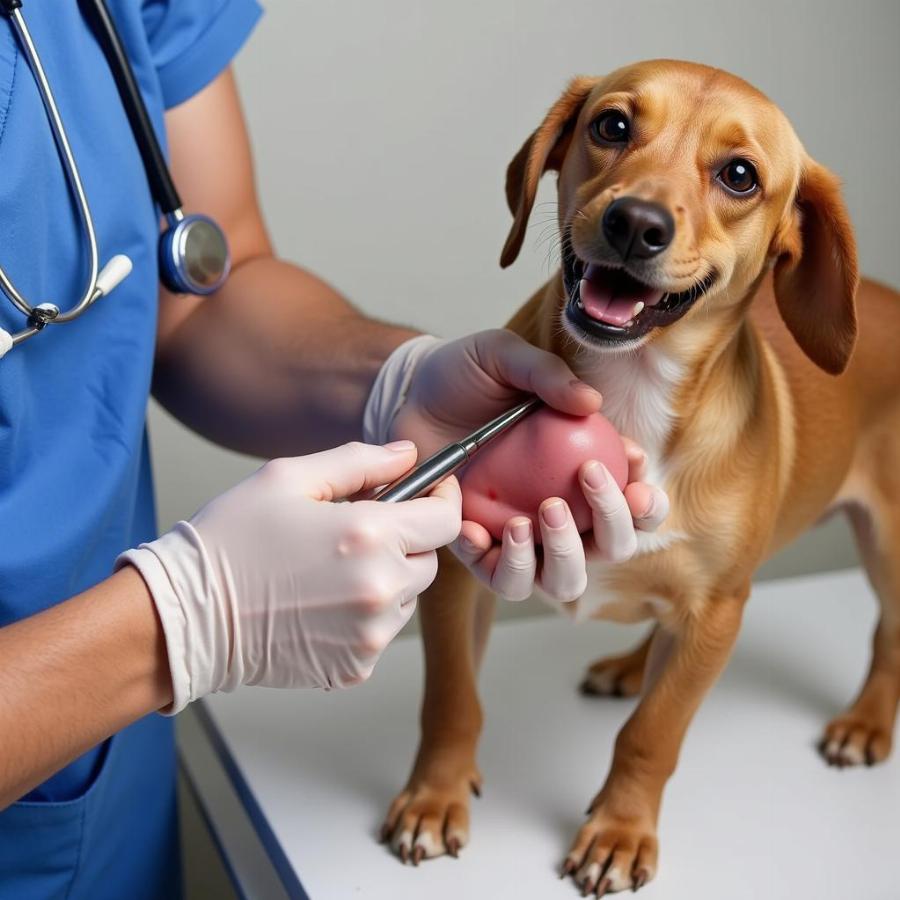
[574,343,684,492]
[566,344,688,621]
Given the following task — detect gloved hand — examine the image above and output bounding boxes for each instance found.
[363,332,669,603]
[452,446,669,602]
[118,441,461,714]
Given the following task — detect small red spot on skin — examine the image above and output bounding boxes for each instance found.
[487,489,498,501]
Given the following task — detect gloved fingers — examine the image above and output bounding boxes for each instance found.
[342,631,399,683]
[286,440,419,501]
[471,330,602,416]
[537,498,587,603]
[402,550,441,601]
[324,643,378,690]
[488,517,537,601]
[338,583,422,682]
[616,438,670,532]
[387,476,463,554]
[382,590,420,641]
[450,521,503,586]
[621,437,649,483]
[625,482,670,533]
[448,517,540,601]
[339,662,377,689]
[580,461,638,563]
[314,587,417,682]
[451,517,538,601]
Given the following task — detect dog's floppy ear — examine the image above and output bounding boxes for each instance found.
[772,158,859,375]
[500,77,598,268]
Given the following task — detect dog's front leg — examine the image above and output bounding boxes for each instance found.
[380,550,488,864]
[563,588,748,895]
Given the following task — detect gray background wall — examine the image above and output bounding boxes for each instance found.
[151,0,900,623]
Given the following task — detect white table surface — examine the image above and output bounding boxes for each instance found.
[193,569,900,900]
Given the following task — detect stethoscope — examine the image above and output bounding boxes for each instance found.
[0,0,231,358]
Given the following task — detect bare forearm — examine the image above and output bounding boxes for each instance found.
[153,257,418,457]
[0,568,172,808]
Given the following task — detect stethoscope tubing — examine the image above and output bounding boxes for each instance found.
[80,0,182,215]
[0,7,101,332]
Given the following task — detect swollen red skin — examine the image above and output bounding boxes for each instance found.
[459,407,628,543]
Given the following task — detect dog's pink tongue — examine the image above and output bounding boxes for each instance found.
[580,279,638,326]
[580,264,666,326]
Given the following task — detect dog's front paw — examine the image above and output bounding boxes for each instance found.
[580,649,646,698]
[379,766,481,865]
[820,713,893,767]
[561,803,658,896]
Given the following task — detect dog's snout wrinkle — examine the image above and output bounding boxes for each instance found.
[602,198,675,262]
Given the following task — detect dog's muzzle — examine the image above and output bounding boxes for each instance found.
[562,227,716,345]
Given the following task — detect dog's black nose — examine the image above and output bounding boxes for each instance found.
[602,197,675,261]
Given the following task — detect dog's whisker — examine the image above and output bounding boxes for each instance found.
[534,226,561,248]
[528,215,562,232]
[543,243,563,274]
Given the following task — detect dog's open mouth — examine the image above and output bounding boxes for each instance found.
[563,243,716,343]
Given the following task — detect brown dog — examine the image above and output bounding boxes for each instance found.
[381,59,900,894]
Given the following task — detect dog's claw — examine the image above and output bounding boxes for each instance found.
[378,823,390,844]
[596,875,612,897]
[447,837,461,858]
[560,858,576,879]
[581,878,592,897]
[633,869,648,891]
[399,843,409,864]
[470,781,481,798]
[580,677,625,697]
[411,845,424,866]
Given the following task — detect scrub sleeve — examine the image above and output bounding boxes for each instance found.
[0,1,261,897]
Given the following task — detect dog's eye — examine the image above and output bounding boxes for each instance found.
[589,110,630,145]
[717,158,759,195]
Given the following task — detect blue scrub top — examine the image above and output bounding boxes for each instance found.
[0,0,260,896]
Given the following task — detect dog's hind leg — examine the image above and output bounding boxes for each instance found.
[579,628,655,698]
[820,491,900,767]
[380,550,487,863]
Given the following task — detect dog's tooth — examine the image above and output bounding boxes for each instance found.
[632,301,645,317]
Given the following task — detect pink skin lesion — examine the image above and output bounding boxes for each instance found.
[459,407,628,543]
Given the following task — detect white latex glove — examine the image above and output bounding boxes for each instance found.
[118,441,461,713]
[364,332,669,603]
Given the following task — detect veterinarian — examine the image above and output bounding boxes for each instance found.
[0,2,668,896]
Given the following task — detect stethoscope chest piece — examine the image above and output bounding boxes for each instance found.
[159,213,230,296]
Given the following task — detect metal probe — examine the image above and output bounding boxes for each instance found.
[374,397,541,503]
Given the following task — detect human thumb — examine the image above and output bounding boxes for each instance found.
[297,440,418,501]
